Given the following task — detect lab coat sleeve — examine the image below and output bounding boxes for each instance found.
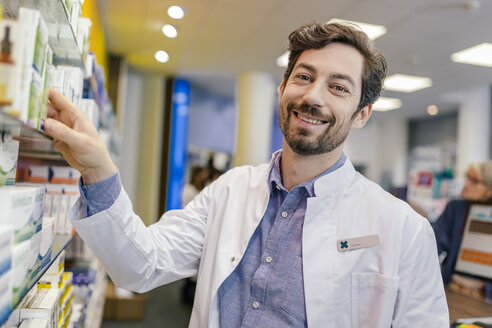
[392,218,449,327]
[69,184,211,293]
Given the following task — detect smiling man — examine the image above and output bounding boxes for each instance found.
[44,22,449,327]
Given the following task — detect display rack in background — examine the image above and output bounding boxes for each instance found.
[407,144,463,222]
[0,0,118,326]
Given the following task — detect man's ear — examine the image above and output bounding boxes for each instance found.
[279,80,286,98]
[351,104,372,129]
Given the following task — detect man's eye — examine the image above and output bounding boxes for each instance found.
[297,74,311,81]
[334,85,346,92]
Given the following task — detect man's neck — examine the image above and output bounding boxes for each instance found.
[280,143,343,191]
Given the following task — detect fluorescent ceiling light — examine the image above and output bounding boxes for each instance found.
[277,51,289,67]
[384,74,432,93]
[372,97,401,112]
[162,24,178,38]
[327,19,387,40]
[451,43,492,67]
[168,5,185,19]
[154,50,169,63]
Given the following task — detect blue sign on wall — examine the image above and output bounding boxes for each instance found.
[166,78,190,210]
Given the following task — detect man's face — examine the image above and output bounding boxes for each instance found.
[278,43,369,156]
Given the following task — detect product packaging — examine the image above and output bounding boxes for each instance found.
[0,136,19,186]
[24,165,49,183]
[0,270,12,324]
[0,186,45,244]
[56,66,83,107]
[79,98,99,129]
[46,67,64,94]
[0,21,16,107]
[19,318,49,328]
[17,8,49,129]
[76,17,91,59]
[50,166,80,185]
[38,268,63,289]
[0,19,23,117]
[11,239,31,306]
[0,225,12,276]
[20,288,60,328]
[69,1,81,36]
[29,217,55,282]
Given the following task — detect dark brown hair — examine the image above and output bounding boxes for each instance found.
[283,22,387,111]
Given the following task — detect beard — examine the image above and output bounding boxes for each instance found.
[280,102,353,156]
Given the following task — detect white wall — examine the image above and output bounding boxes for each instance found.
[118,67,165,225]
[345,116,408,188]
[119,68,144,203]
[456,85,491,177]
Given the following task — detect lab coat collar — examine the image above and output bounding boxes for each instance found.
[268,149,356,198]
[313,158,356,197]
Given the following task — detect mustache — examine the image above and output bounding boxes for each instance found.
[287,102,333,123]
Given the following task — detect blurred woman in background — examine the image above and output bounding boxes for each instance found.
[433,161,492,298]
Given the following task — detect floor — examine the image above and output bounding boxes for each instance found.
[101,280,193,328]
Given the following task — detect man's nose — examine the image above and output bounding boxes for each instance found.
[302,81,325,108]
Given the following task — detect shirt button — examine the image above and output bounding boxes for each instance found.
[252,301,259,309]
[265,256,272,263]
[230,256,235,262]
[281,211,288,218]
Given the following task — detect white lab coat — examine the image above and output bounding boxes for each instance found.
[70,157,449,327]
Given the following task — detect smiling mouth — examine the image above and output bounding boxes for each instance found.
[294,111,327,125]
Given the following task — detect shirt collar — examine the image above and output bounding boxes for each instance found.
[268,150,346,197]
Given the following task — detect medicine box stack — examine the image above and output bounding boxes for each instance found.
[18,163,80,235]
[6,251,75,328]
[0,185,50,306]
[0,8,51,130]
[0,4,95,132]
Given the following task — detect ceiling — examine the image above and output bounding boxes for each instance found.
[99,0,492,119]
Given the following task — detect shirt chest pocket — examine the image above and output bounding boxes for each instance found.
[351,272,399,328]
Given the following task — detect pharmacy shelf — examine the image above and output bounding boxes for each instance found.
[0,110,63,159]
[2,233,73,326]
[1,0,85,69]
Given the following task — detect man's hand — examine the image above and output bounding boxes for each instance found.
[44,89,116,185]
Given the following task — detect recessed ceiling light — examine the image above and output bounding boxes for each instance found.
[154,50,169,63]
[451,43,492,67]
[372,97,402,112]
[168,5,185,19]
[427,105,439,116]
[162,24,178,38]
[276,51,289,67]
[384,74,432,93]
[326,19,387,40]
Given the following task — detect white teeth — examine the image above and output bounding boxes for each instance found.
[298,113,324,125]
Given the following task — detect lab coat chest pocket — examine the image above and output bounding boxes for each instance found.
[351,272,399,328]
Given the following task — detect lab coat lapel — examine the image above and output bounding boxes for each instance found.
[302,159,356,326]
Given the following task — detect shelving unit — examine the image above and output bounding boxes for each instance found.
[0,111,62,159]
[0,234,73,326]
[1,0,85,69]
[0,1,110,326]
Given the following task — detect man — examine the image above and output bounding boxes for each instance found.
[44,23,449,327]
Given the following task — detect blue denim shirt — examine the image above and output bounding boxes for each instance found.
[79,169,121,217]
[218,151,345,327]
